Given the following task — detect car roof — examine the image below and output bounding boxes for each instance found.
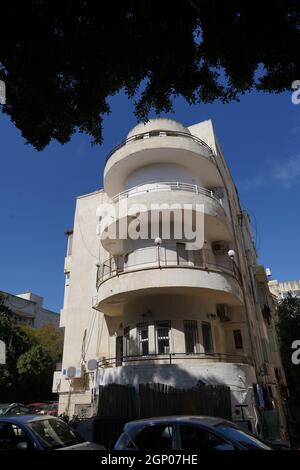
[0,414,57,424]
[124,415,227,430]
[0,403,24,407]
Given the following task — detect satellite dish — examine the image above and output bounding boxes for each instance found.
[87,359,98,371]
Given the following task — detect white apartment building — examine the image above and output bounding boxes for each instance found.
[269,279,300,300]
[55,118,287,439]
[3,291,59,328]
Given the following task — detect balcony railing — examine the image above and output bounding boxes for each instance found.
[96,247,241,288]
[111,181,224,206]
[97,352,253,368]
[105,129,216,166]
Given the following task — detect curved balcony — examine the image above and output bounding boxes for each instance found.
[104,130,222,197]
[100,181,233,255]
[93,248,243,315]
[97,352,254,368]
[111,180,221,203]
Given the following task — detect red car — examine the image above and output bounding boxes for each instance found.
[42,402,58,416]
[26,403,45,415]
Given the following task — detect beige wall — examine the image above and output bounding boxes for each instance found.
[57,119,287,436]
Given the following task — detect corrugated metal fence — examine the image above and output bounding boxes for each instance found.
[93,382,231,448]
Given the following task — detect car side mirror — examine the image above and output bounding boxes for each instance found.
[17,441,29,450]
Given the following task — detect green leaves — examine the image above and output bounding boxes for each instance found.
[17,344,53,377]
[0,291,62,401]
[0,1,299,150]
[277,294,300,394]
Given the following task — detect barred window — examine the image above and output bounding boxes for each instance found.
[233,329,243,349]
[123,326,130,357]
[137,322,149,356]
[156,321,171,354]
[184,320,199,353]
[202,322,214,354]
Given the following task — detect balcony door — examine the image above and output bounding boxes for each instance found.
[116,336,123,366]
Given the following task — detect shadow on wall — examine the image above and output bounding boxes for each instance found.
[97,361,255,392]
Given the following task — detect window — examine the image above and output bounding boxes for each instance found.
[123,326,130,357]
[28,418,84,449]
[0,423,33,450]
[233,330,243,349]
[215,422,270,450]
[202,322,213,353]
[180,425,234,451]
[129,425,174,450]
[176,243,189,265]
[67,233,73,256]
[156,321,171,354]
[261,338,269,363]
[184,320,199,353]
[137,323,149,356]
[193,250,203,267]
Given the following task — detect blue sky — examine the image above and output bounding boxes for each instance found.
[1,89,300,312]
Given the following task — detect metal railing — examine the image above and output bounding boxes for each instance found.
[105,129,216,166]
[111,181,223,206]
[96,247,242,288]
[98,352,253,368]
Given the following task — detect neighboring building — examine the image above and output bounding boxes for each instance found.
[55,118,288,440]
[3,291,59,328]
[269,279,300,300]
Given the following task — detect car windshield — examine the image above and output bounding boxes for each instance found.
[27,418,84,449]
[215,422,271,450]
[0,404,10,415]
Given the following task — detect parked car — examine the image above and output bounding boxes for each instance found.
[42,402,58,416]
[26,403,45,415]
[0,404,31,417]
[26,402,58,416]
[114,416,272,450]
[0,415,105,450]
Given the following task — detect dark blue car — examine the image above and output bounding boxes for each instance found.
[0,415,104,450]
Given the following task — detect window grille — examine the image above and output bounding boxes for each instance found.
[137,322,149,356]
[156,321,171,354]
[184,320,200,353]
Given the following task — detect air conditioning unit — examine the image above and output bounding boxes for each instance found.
[65,366,84,380]
[212,241,227,253]
[216,304,231,322]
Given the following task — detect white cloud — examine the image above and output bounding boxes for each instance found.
[272,154,300,188]
[239,154,300,191]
